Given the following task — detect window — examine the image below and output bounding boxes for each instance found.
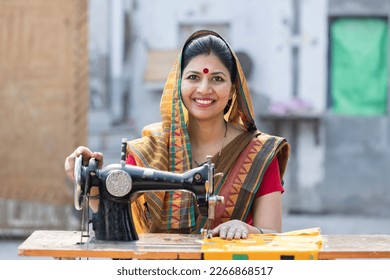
[328,17,389,115]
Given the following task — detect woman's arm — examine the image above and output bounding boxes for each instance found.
[210,192,282,240]
[252,191,282,233]
[211,157,283,240]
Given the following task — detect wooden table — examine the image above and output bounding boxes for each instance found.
[17,230,390,260]
[18,231,203,260]
[320,235,390,259]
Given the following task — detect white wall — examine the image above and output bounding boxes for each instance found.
[300,0,328,111]
[295,0,327,212]
[89,0,109,54]
[231,1,293,104]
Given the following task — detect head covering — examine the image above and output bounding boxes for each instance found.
[163,30,257,171]
[128,30,263,232]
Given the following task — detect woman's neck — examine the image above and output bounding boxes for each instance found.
[187,118,227,146]
[187,117,228,165]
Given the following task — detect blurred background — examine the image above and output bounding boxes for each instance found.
[1,0,390,259]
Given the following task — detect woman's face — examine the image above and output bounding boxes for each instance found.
[181,53,233,122]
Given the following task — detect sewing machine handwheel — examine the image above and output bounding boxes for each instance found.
[74,155,84,210]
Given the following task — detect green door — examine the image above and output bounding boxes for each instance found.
[330,18,388,115]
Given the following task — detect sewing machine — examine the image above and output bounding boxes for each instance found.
[74,138,224,242]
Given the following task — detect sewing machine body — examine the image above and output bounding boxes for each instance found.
[74,140,223,242]
[88,162,210,241]
[93,163,209,212]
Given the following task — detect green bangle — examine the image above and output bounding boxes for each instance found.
[256,227,264,234]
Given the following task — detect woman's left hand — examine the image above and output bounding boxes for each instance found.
[211,219,251,240]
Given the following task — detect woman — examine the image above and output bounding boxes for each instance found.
[65,30,290,240]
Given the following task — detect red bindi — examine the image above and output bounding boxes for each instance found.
[203,68,209,74]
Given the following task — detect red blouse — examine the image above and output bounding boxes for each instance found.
[244,157,283,225]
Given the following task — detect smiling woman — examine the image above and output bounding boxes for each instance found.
[180,40,238,172]
[65,30,290,240]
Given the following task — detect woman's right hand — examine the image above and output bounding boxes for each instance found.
[64,146,104,181]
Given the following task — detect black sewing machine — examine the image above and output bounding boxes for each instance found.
[74,138,224,242]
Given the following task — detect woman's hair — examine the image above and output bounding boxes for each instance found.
[181,34,237,83]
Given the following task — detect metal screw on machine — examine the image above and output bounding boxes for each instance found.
[201,156,225,238]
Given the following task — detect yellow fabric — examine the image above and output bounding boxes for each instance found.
[141,122,163,137]
[202,228,322,260]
